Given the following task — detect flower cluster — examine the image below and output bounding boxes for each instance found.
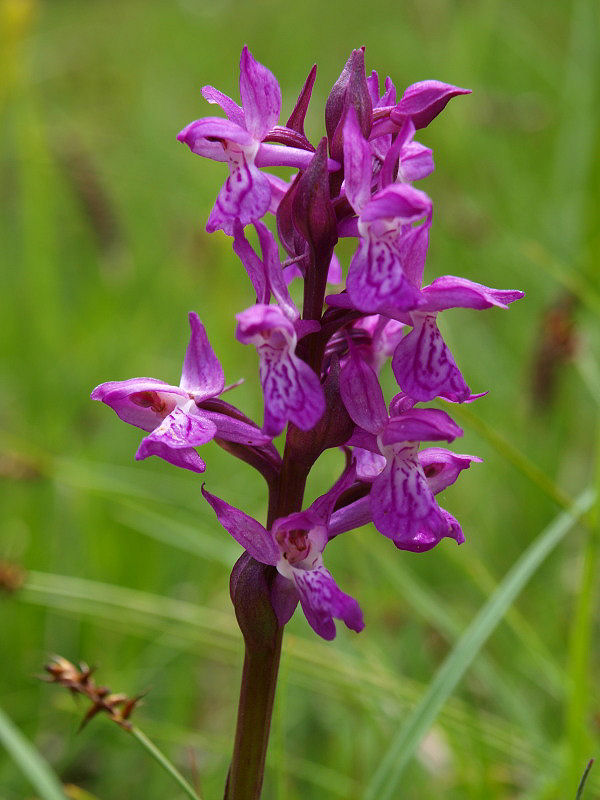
[92,47,523,641]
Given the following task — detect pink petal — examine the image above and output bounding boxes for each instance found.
[382,408,463,445]
[138,405,217,450]
[239,46,282,140]
[232,219,269,303]
[270,573,299,626]
[254,221,298,320]
[179,312,225,399]
[370,454,449,549]
[206,157,271,234]
[355,447,386,480]
[339,345,388,433]
[292,564,364,640]
[261,350,325,436]
[419,447,482,494]
[420,275,525,312]
[135,439,207,474]
[91,378,184,432]
[360,183,432,224]
[346,236,424,313]
[392,314,471,402]
[201,85,245,127]
[202,485,279,565]
[343,106,373,213]
[327,253,343,285]
[177,116,253,149]
[392,81,471,130]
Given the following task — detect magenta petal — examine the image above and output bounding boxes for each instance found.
[254,221,298,320]
[202,485,279,565]
[201,85,245,128]
[392,81,471,130]
[139,405,217,450]
[206,158,271,234]
[255,143,339,171]
[366,70,380,106]
[262,351,325,436]
[339,346,388,433]
[370,455,449,549]
[355,447,386,481]
[419,447,482,494]
[420,275,525,312]
[346,427,380,454]
[180,312,225,399]
[343,106,373,213]
[399,142,434,182]
[292,565,364,640]
[270,573,299,626]
[135,439,207,474]
[327,253,343,284]
[239,46,282,140]
[346,236,424,313]
[382,408,463,445]
[380,124,408,187]
[398,223,430,288]
[328,495,373,539]
[309,460,357,523]
[392,314,471,402]
[91,378,184,432]
[439,507,465,545]
[360,184,431,224]
[236,305,325,436]
[177,116,253,148]
[232,220,269,302]
[200,409,272,446]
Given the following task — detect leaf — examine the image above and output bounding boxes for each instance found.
[363,488,595,800]
[0,705,68,800]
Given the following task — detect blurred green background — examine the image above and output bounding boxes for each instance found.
[1,0,599,798]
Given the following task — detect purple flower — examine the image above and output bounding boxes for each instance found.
[91,313,270,473]
[391,276,525,402]
[339,340,474,550]
[341,107,432,313]
[236,304,325,436]
[202,464,364,640]
[178,47,336,235]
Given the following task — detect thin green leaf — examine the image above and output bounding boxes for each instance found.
[0,705,68,800]
[130,727,203,800]
[447,402,575,512]
[363,488,595,800]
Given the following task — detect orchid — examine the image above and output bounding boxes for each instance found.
[91,312,269,473]
[92,45,524,799]
[235,304,324,436]
[177,46,335,235]
[342,106,432,312]
[203,462,363,640]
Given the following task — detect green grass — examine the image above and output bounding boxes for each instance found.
[1,0,599,798]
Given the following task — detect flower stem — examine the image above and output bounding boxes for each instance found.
[225,448,311,800]
[224,616,284,800]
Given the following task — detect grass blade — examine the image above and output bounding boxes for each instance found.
[363,488,595,800]
[131,726,203,800]
[0,705,68,800]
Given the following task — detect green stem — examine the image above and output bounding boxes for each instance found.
[131,726,203,800]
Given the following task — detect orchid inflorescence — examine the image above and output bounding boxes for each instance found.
[92,46,523,643]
